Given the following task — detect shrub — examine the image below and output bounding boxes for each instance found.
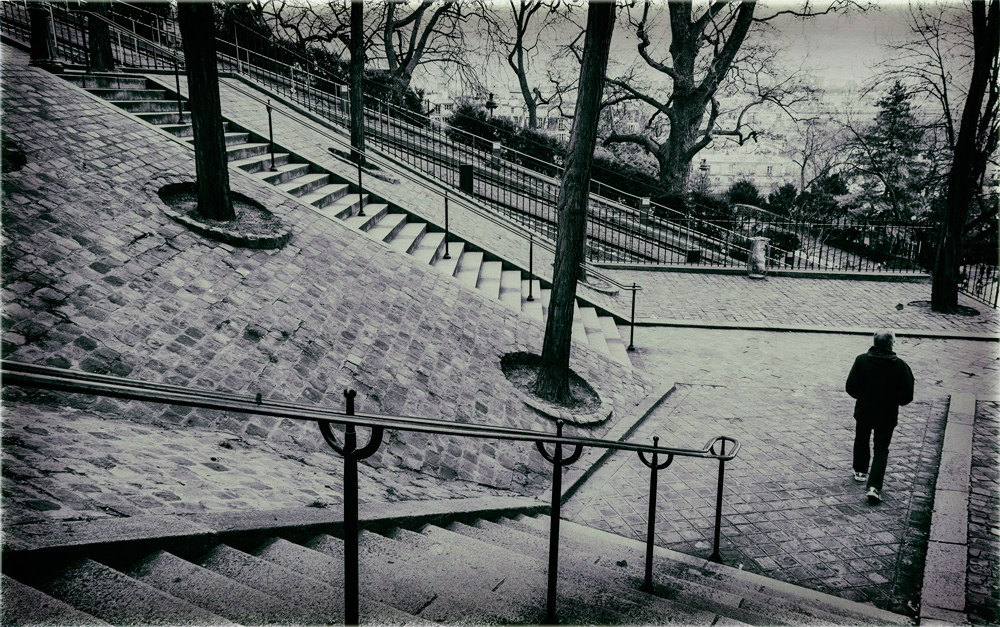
[727,179,763,206]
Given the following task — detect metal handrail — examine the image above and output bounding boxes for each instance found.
[49,9,640,300]
[2,360,740,623]
[0,360,737,459]
[216,77,643,302]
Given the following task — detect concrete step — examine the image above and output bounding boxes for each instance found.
[134,111,191,125]
[38,558,236,626]
[388,222,428,254]
[111,99,183,114]
[343,203,391,232]
[255,536,432,625]
[126,550,291,626]
[414,523,721,626]
[367,213,409,244]
[580,306,611,357]
[299,182,351,209]
[386,525,547,624]
[466,518,773,626]
[410,231,446,265]
[225,142,270,163]
[511,515,909,626]
[521,279,544,320]
[308,532,438,619]
[454,251,484,288]
[196,543,343,625]
[247,160,307,183]
[600,316,633,367]
[477,261,503,300]
[275,171,330,197]
[1,573,110,626]
[88,88,167,101]
[312,192,368,221]
[61,74,148,89]
[571,303,589,345]
[498,270,522,310]
[431,242,464,277]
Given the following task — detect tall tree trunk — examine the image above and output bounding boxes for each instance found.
[932,0,998,312]
[86,2,114,73]
[177,2,234,222]
[350,0,366,168]
[533,2,616,404]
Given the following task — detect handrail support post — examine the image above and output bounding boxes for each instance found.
[627,283,637,351]
[709,438,727,564]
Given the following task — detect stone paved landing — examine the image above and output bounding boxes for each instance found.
[564,383,944,615]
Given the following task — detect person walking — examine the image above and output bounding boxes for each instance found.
[846,330,915,504]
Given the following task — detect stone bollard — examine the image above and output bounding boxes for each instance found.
[747,236,769,279]
[639,197,651,226]
[491,141,502,170]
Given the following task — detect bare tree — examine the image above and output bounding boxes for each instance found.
[177,1,235,222]
[381,1,472,92]
[349,0,366,167]
[85,2,114,73]
[533,1,615,404]
[473,0,577,129]
[600,1,867,195]
[784,116,849,193]
[932,0,999,311]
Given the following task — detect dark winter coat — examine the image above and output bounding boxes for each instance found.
[846,346,915,426]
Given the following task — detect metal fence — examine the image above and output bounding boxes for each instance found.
[5,3,996,305]
[2,360,740,625]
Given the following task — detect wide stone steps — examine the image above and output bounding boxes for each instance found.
[2,514,907,626]
[62,72,632,370]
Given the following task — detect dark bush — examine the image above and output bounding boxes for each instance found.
[727,179,763,206]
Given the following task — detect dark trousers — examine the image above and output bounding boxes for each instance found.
[853,420,895,490]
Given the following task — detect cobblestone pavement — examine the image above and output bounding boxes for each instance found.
[968,401,999,624]
[565,330,998,618]
[595,269,999,336]
[1,399,512,527]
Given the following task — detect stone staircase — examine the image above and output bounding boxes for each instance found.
[58,72,633,370]
[2,512,910,626]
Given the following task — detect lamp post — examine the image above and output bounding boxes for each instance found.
[485,92,497,118]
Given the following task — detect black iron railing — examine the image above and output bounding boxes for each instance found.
[4,6,645,331]
[2,360,740,625]
[9,3,990,309]
[2,4,934,274]
[216,76,644,331]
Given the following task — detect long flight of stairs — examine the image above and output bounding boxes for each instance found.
[58,72,633,370]
[2,512,909,626]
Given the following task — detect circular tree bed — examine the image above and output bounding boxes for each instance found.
[907,300,980,316]
[158,182,291,249]
[501,352,612,427]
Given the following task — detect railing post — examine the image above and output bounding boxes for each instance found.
[266,100,277,172]
[443,193,451,259]
[527,234,534,302]
[709,437,728,564]
[316,390,384,627]
[173,57,183,124]
[627,283,637,352]
[343,391,360,626]
[356,154,365,217]
[637,437,673,594]
[536,421,584,625]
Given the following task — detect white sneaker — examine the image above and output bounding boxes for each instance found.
[853,471,867,482]
[867,486,882,504]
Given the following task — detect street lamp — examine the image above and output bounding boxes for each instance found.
[485,92,497,117]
